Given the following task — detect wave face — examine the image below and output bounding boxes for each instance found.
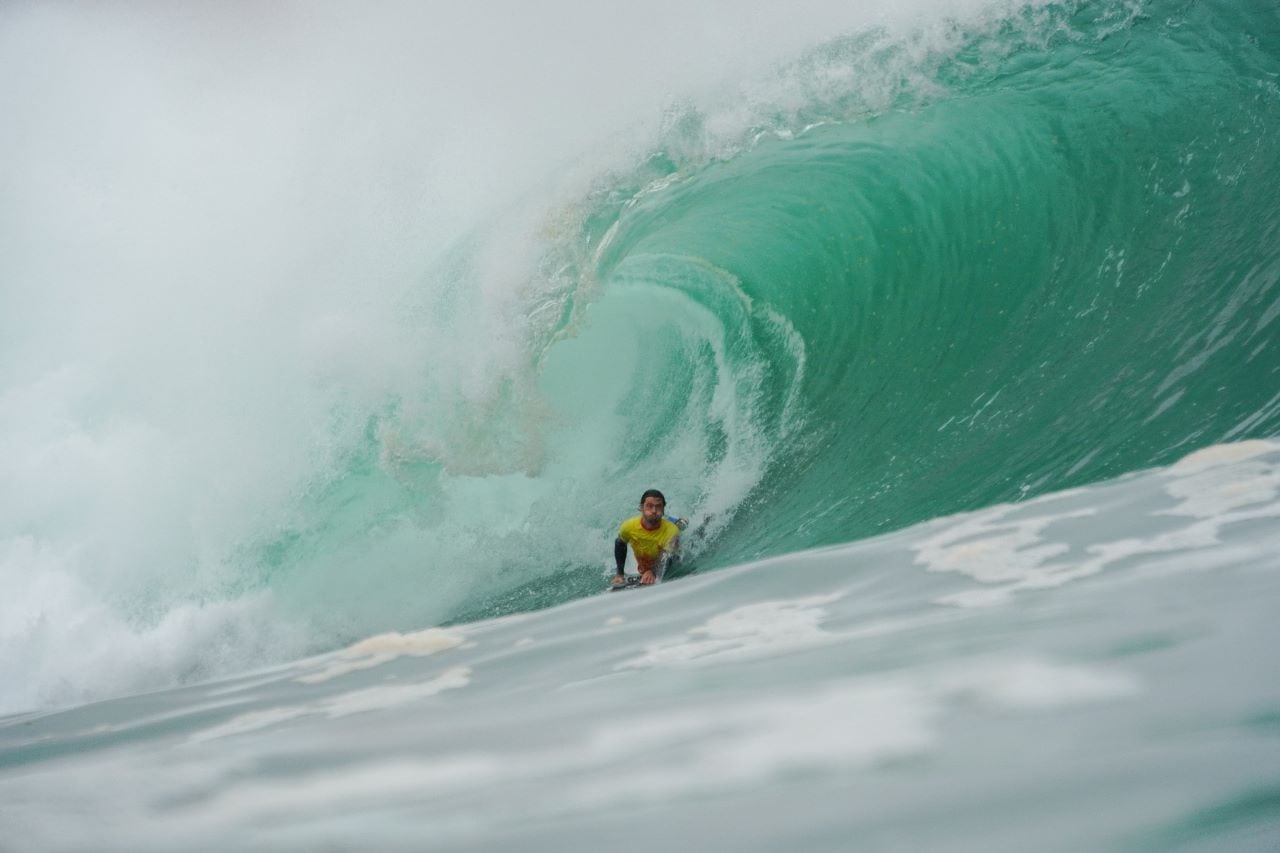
[4,440,1279,851]
[2,0,1280,713]
[585,0,1280,566]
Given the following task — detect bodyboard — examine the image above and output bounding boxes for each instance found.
[607,555,684,591]
[608,575,645,592]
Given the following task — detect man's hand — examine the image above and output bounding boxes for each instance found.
[639,569,657,585]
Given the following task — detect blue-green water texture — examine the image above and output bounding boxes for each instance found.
[2,0,1280,850]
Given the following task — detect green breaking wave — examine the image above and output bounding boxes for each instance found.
[245,0,1280,632]
[577,0,1280,568]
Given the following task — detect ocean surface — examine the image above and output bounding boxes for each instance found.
[2,0,1279,850]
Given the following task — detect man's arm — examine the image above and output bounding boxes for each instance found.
[662,534,681,562]
[614,538,628,579]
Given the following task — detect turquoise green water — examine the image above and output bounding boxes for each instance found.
[562,0,1280,568]
[266,0,1280,630]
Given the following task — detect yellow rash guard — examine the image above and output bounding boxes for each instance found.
[617,516,681,573]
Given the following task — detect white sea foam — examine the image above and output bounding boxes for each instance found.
[194,656,1132,828]
[295,628,466,685]
[1161,443,1280,519]
[620,594,845,668]
[934,658,1139,709]
[190,666,471,744]
[1167,438,1278,473]
[912,505,1094,587]
[916,440,1280,607]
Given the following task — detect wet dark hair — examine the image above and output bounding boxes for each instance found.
[640,489,666,507]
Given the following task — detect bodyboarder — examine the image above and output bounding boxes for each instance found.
[613,489,687,586]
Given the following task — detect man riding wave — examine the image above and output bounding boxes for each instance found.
[614,489,687,586]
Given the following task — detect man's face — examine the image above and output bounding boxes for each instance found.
[641,496,665,526]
